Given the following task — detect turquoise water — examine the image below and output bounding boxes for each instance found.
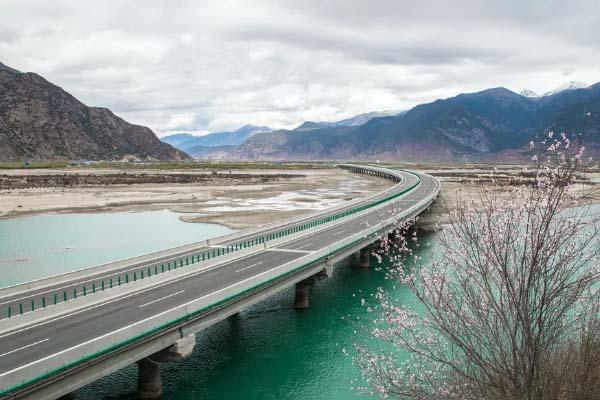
[0,211,233,288]
[0,210,431,399]
[70,246,428,400]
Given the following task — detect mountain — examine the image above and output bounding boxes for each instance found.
[331,110,404,127]
[543,81,589,97]
[186,144,235,160]
[158,133,197,149]
[541,82,600,154]
[0,63,190,162]
[162,125,272,153]
[0,62,20,74]
[293,110,402,131]
[294,121,329,131]
[520,89,539,98]
[162,111,403,157]
[231,84,600,162]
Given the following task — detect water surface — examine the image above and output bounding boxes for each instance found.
[0,210,233,287]
[0,209,431,399]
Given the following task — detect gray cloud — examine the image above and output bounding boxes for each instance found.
[1,0,599,135]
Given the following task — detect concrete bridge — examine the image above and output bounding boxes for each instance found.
[0,165,440,399]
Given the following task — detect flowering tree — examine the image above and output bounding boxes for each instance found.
[356,133,600,400]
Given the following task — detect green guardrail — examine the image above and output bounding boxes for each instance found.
[0,233,371,397]
[0,168,428,396]
[5,168,420,320]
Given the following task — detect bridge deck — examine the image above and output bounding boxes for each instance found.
[0,166,439,397]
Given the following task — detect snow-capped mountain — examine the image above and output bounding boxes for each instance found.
[543,81,589,97]
[519,89,539,98]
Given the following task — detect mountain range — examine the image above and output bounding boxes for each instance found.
[164,82,600,162]
[160,111,405,158]
[0,62,189,162]
[0,59,597,163]
[161,125,272,157]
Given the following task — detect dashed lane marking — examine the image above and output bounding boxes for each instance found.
[138,290,185,308]
[235,262,263,273]
[0,338,49,358]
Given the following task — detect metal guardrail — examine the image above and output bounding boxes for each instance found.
[0,164,402,303]
[0,165,415,320]
[0,166,440,396]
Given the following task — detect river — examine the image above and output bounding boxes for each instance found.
[0,211,430,399]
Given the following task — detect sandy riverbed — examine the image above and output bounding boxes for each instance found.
[0,168,390,229]
[2,166,597,230]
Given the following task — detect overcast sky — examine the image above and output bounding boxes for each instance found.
[2,0,600,136]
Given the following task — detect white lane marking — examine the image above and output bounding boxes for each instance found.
[294,243,313,250]
[332,230,346,236]
[0,251,270,340]
[138,290,185,308]
[266,248,312,254]
[0,338,49,358]
[235,262,263,273]
[0,174,431,376]
[0,255,310,377]
[0,173,415,307]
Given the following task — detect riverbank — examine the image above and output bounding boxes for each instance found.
[417,168,600,229]
[0,168,390,229]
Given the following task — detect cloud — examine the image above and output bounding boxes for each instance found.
[1,0,599,136]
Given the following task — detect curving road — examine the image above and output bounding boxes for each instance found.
[0,165,439,398]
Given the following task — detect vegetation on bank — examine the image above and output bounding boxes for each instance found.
[357,134,600,400]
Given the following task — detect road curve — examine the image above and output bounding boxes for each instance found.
[0,165,440,397]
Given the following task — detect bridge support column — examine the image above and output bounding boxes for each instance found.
[137,333,196,399]
[318,264,334,279]
[137,358,162,400]
[353,248,370,268]
[294,278,313,309]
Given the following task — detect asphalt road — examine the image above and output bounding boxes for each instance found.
[0,169,438,388]
[0,170,412,319]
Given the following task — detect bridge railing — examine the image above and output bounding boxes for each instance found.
[1,165,415,320]
[0,168,440,396]
[0,164,402,304]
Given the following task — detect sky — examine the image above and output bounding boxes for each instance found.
[1,0,600,136]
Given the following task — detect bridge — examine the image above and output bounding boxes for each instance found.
[0,165,440,399]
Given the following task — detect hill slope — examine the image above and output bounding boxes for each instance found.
[0,63,190,162]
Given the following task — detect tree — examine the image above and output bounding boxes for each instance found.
[356,133,600,400]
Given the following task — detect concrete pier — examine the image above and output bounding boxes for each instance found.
[294,279,313,309]
[353,248,370,268]
[137,358,162,400]
[137,334,196,399]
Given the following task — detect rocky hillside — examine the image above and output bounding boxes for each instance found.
[230,83,600,162]
[0,62,190,162]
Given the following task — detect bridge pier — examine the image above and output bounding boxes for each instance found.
[137,334,196,399]
[137,358,162,399]
[294,278,314,309]
[353,248,370,268]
